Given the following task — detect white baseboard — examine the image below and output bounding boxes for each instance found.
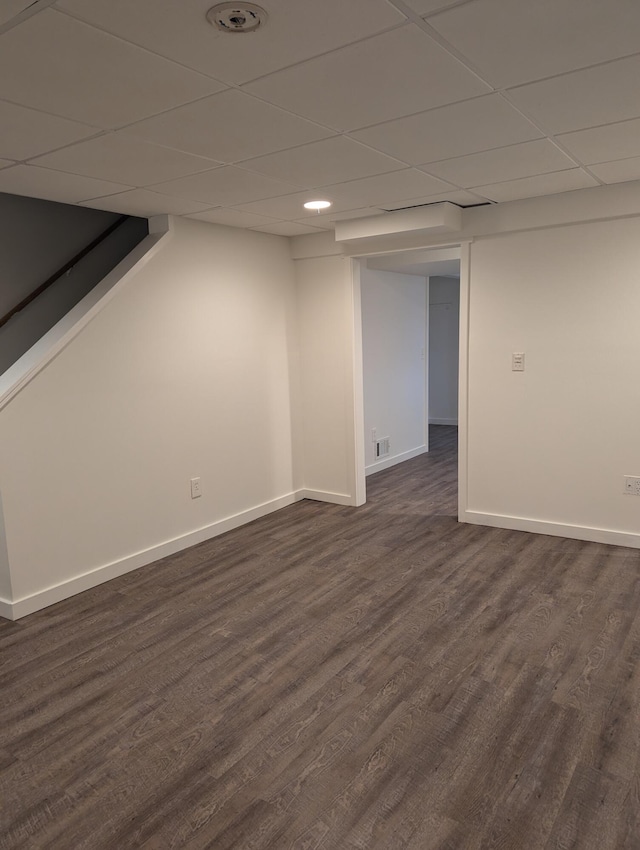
[9,501,635,622]
[4,491,301,621]
[298,489,356,506]
[462,510,640,550]
[366,445,429,476]
[429,418,458,426]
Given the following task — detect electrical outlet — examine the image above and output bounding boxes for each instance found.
[371,428,377,443]
[624,475,640,495]
[190,477,202,498]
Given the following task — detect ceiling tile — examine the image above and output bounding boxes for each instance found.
[430,0,640,88]
[352,94,541,165]
[381,189,487,209]
[403,0,469,14]
[0,165,131,203]
[31,134,218,186]
[239,188,483,221]
[80,189,213,217]
[232,191,358,220]
[4,1,638,223]
[250,221,329,236]
[0,10,223,128]
[241,137,405,188]
[473,169,599,202]
[121,89,334,164]
[421,139,577,187]
[0,1,31,26]
[187,208,282,228]
[245,25,490,131]
[508,56,640,135]
[294,207,385,227]
[322,169,451,207]
[150,166,300,206]
[558,119,640,166]
[0,100,99,160]
[589,158,640,185]
[56,0,406,85]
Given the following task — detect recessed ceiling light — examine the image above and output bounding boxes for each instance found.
[207,3,267,33]
[304,200,332,210]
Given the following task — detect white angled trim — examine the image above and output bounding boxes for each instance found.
[365,445,429,476]
[463,510,640,550]
[0,220,173,412]
[5,490,299,620]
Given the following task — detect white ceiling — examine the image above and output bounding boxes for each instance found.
[1,0,640,235]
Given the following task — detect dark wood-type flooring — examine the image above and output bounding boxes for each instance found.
[2,426,640,849]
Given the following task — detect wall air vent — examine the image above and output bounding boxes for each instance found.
[376,437,390,459]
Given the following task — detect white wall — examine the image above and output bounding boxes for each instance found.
[5,183,640,618]
[294,254,363,504]
[465,216,640,545]
[0,491,10,601]
[361,267,427,473]
[0,216,300,614]
[429,275,459,426]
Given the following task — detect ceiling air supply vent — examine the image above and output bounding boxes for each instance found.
[207,3,267,33]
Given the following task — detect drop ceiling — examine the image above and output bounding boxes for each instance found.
[1,0,640,236]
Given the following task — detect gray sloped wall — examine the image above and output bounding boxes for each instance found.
[0,192,147,374]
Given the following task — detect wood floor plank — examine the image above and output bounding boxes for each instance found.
[2,425,640,849]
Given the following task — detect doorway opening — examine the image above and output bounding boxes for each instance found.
[355,245,464,511]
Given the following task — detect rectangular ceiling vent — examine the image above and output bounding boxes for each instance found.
[376,437,390,458]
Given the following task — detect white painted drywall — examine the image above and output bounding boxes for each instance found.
[361,267,427,473]
[5,180,640,616]
[0,490,11,603]
[466,216,640,540]
[429,276,459,426]
[0,216,298,603]
[294,254,362,503]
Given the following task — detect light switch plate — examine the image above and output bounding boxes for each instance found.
[512,352,525,371]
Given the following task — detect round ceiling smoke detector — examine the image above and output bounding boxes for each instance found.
[207,3,267,33]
